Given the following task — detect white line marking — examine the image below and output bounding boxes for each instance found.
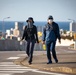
[0,69,37,71]
[0,61,68,75]
[0,74,11,75]
[0,65,21,66]
[0,71,28,73]
[7,57,20,60]
[0,62,14,64]
[0,67,29,69]
[32,70,66,75]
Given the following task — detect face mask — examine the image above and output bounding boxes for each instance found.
[48,19,53,24]
[28,22,33,28]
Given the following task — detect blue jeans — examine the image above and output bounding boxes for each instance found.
[46,41,58,62]
[26,40,35,63]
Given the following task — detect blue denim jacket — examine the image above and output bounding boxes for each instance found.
[42,22,61,43]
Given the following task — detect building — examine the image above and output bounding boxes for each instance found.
[70,21,76,32]
[6,22,24,40]
[6,30,11,36]
[0,32,2,39]
[13,22,24,37]
[0,32,2,36]
[15,22,23,30]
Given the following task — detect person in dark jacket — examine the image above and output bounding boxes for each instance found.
[21,17,39,65]
[42,15,61,64]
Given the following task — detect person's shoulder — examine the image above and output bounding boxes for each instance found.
[33,25,36,27]
[33,25,36,28]
[25,25,27,29]
[32,25,37,30]
[44,23,48,27]
[43,24,48,30]
[53,22,59,28]
[23,25,28,30]
[53,22,58,25]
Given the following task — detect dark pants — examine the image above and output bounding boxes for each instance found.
[26,40,35,63]
[46,41,58,62]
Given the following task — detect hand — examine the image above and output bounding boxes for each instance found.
[59,40,61,44]
[42,41,45,44]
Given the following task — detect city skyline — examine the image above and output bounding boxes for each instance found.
[0,0,76,21]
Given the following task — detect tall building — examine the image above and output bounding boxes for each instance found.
[70,21,76,32]
[0,32,2,37]
[6,30,11,36]
[13,22,24,37]
[15,22,23,31]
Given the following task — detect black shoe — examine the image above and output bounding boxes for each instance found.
[47,61,52,64]
[55,59,58,63]
[29,62,32,65]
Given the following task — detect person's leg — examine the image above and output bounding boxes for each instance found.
[51,41,58,63]
[26,40,30,56]
[29,40,35,64]
[46,42,52,64]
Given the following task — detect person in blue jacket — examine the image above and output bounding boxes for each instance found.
[42,15,61,64]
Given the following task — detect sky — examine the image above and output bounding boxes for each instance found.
[0,0,76,21]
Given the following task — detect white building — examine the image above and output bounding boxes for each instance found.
[13,22,24,37]
[70,21,76,32]
[15,22,23,30]
[6,30,11,36]
[6,22,24,40]
[6,28,14,36]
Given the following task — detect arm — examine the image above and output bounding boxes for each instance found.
[56,24,61,43]
[42,26,46,43]
[35,26,39,43]
[21,26,27,40]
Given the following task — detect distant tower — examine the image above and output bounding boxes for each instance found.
[15,22,23,31]
[70,21,76,32]
[13,22,24,37]
[6,30,11,36]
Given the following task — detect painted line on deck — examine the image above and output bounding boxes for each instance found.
[32,70,67,75]
[7,57,20,60]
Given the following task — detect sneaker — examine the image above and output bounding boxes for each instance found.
[47,61,52,64]
[55,59,58,63]
[29,62,32,65]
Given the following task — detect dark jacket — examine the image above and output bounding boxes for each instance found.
[22,25,39,43]
[42,22,61,42]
